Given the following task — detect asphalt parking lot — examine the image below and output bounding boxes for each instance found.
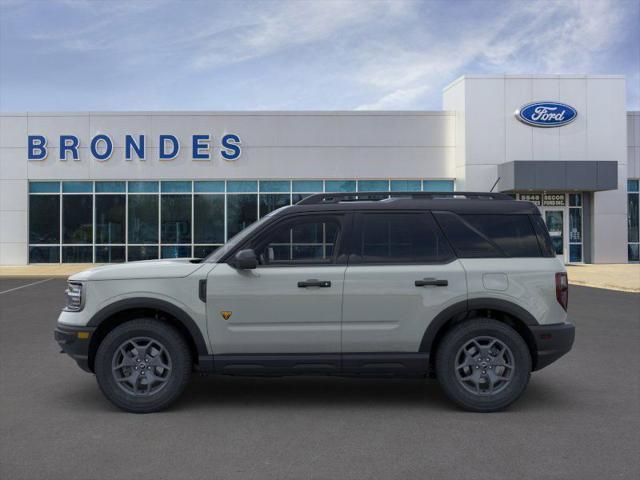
[1,277,638,480]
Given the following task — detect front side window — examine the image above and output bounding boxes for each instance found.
[252,216,342,265]
[355,212,454,264]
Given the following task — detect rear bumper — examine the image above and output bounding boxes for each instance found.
[54,324,96,373]
[530,322,575,371]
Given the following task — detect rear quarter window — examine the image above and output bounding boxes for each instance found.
[460,214,541,257]
[433,212,542,258]
[530,214,557,257]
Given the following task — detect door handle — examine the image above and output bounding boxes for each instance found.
[415,278,448,287]
[298,279,332,288]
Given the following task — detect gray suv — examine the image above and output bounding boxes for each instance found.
[55,192,575,413]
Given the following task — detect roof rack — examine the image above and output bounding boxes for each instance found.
[296,191,513,205]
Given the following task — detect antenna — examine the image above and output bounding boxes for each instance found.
[490,176,501,193]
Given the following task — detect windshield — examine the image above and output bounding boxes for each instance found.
[202,206,292,263]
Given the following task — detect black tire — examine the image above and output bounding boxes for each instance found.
[435,318,531,412]
[95,318,192,413]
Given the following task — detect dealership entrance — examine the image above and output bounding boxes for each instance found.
[518,193,584,263]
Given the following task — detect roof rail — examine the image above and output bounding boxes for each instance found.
[296,191,513,205]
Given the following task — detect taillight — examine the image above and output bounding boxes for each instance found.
[555,272,568,311]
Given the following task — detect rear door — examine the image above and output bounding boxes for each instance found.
[341,211,467,364]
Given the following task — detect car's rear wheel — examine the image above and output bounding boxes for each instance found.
[95,319,192,413]
[435,318,531,412]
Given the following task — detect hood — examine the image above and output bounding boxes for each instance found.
[69,258,206,281]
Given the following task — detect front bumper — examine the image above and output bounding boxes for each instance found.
[530,322,575,371]
[54,324,96,373]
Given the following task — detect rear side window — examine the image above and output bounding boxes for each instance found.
[530,214,557,257]
[434,212,542,258]
[354,212,454,264]
[433,211,503,258]
[460,214,541,257]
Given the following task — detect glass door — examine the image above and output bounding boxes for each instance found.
[545,210,565,260]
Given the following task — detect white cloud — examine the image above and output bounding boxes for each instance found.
[353,0,630,109]
[190,0,410,70]
[1,0,637,110]
[355,84,429,110]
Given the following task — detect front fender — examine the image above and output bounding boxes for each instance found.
[87,297,209,357]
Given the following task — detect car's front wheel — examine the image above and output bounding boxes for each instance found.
[435,318,531,412]
[95,319,192,413]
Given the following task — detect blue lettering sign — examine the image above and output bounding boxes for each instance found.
[159,134,179,160]
[221,134,241,160]
[125,135,145,160]
[60,135,79,160]
[192,134,210,160]
[90,134,113,161]
[27,131,242,162]
[28,135,47,160]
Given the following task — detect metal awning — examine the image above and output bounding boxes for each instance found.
[497,161,617,192]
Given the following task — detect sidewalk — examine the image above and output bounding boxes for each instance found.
[0,263,638,292]
[0,264,101,277]
[565,264,640,293]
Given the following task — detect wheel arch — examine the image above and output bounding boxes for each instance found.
[86,298,208,372]
[421,298,539,372]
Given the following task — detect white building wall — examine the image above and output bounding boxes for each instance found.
[443,75,629,263]
[586,78,628,263]
[0,114,29,265]
[442,80,467,188]
[628,112,640,178]
[0,79,634,266]
[0,111,455,265]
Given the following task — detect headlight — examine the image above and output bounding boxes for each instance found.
[64,282,84,312]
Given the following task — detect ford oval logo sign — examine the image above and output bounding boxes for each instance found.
[515,101,577,127]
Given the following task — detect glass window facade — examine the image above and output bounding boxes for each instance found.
[629,179,639,262]
[27,179,455,263]
[95,195,125,244]
[516,192,584,263]
[568,194,583,263]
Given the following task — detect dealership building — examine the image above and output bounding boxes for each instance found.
[0,74,638,265]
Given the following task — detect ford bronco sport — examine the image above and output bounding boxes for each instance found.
[55,192,575,413]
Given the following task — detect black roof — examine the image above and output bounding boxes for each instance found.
[280,192,540,215]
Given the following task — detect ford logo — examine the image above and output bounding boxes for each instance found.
[515,101,577,127]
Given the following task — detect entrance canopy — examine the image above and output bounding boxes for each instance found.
[497,161,617,192]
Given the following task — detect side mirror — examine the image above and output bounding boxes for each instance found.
[232,249,258,270]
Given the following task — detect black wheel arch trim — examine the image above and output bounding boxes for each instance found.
[419,298,539,353]
[419,300,468,353]
[467,298,539,326]
[87,297,208,357]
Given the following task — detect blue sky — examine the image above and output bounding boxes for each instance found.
[1,0,638,111]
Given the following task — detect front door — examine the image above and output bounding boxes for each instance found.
[206,213,348,360]
[341,212,467,372]
[544,210,565,260]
